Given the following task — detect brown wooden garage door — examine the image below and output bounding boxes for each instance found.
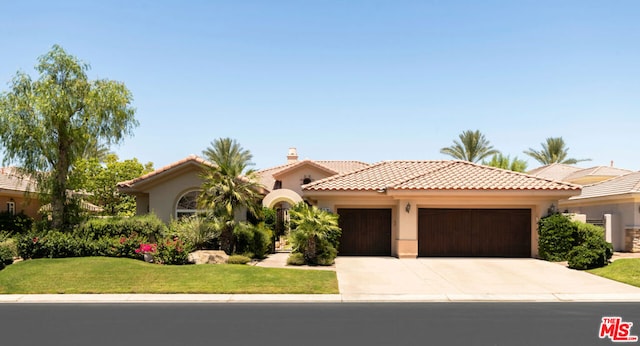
[418,208,531,257]
[337,208,392,256]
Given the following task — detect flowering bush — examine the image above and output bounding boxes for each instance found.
[155,237,192,265]
[135,243,157,255]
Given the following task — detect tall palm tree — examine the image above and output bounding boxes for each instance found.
[523,137,590,165]
[440,130,500,162]
[289,202,341,265]
[198,138,262,254]
[482,153,528,172]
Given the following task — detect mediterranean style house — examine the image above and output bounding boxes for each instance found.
[118,150,582,258]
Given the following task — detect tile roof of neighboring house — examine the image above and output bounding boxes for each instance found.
[117,155,212,189]
[0,167,37,193]
[527,163,632,184]
[527,163,583,182]
[563,166,633,182]
[568,171,640,200]
[303,160,581,192]
[257,160,369,191]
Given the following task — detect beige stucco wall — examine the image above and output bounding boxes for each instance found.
[0,193,41,220]
[561,198,640,251]
[144,169,204,223]
[310,191,563,258]
[278,166,336,197]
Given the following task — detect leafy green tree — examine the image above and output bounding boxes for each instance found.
[289,202,341,265]
[440,130,500,162]
[0,45,137,230]
[198,138,263,254]
[523,137,590,165]
[69,154,153,216]
[482,153,528,172]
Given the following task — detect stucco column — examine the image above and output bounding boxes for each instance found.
[396,199,418,258]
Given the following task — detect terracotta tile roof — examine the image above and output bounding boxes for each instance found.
[117,155,212,188]
[568,171,640,200]
[257,160,369,191]
[564,166,633,182]
[303,160,581,192]
[0,167,37,193]
[527,163,583,182]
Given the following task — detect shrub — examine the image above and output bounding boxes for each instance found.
[538,213,613,269]
[233,222,273,259]
[0,239,17,267]
[169,216,220,250]
[0,211,33,235]
[537,213,577,261]
[227,254,251,264]
[567,224,613,270]
[75,214,167,242]
[155,237,192,265]
[286,252,305,266]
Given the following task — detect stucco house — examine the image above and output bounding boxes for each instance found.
[561,172,640,252]
[302,160,581,258]
[528,163,638,252]
[116,148,368,223]
[118,151,583,259]
[0,167,41,219]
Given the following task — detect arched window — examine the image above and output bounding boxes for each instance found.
[175,190,201,219]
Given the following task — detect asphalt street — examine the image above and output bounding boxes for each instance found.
[1,302,638,346]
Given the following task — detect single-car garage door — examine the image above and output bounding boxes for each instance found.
[338,208,392,256]
[418,208,531,257]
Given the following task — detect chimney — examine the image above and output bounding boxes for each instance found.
[611,160,614,167]
[287,147,298,163]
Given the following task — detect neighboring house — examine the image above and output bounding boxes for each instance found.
[561,172,640,252]
[0,167,41,219]
[302,161,580,258]
[117,155,213,223]
[528,163,632,185]
[529,163,637,252]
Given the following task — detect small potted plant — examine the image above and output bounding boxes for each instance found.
[135,243,157,263]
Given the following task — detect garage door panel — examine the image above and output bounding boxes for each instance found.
[419,208,531,257]
[338,209,391,256]
[419,209,472,256]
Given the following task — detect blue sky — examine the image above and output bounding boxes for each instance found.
[1,1,638,171]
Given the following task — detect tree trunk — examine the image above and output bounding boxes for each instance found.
[304,236,317,265]
[51,130,71,231]
[220,226,235,255]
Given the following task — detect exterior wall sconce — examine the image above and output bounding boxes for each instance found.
[405,202,411,213]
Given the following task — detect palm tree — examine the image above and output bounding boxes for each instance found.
[440,130,500,162]
[198,138,262,254]
[523,137,590,165]
[482,153,528,172]
[289,202,341,265]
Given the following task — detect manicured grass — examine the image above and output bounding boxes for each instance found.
[0,257,338,294]
[588,259,640,288]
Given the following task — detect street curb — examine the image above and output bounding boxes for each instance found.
[3,293,640,303]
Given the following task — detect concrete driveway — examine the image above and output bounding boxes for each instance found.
[335,257,640,301]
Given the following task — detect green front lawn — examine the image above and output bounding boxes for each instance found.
[0,257,338,294]
[588,259,640,287]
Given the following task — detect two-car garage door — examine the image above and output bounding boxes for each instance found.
[418,208,531,257]
[337,208,531,257]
